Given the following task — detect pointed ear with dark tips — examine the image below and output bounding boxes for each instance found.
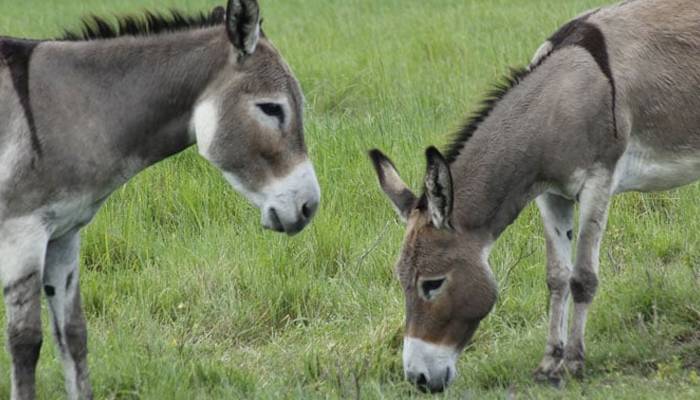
[369,149,417,222]
[424,146,454,229]
[226,0,261,55]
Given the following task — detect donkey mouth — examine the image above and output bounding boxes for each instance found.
[265,208,285,233]
[408,372,449,394]
[263,207,309,235]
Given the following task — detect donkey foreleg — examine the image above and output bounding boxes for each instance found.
[0,217,49,400]
[43,231,93,400]
[533,193,574,386]
[566,172,612,378]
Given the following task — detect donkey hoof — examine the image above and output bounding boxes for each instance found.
[565,359,585,379]
[534,370,565,388]
[533,362,565,388]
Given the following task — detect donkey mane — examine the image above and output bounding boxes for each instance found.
[444,66,530,163]
[59,9,226,41]
[444,9,615,164]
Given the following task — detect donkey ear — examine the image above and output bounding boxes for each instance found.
[369,149,417,222]
[226,0,261,55]
[424,147,453,229]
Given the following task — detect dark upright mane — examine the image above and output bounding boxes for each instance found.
[443,67,530,163]
[59,9,226,41]
[444,9,616,164]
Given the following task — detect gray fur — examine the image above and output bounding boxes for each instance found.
[451,0,700,384]
[370,0,700,391]
[4,272,42,400]
[464,0,700,384]
[0,1,316,398]
[533,193,574,387]
[44,231,91,399]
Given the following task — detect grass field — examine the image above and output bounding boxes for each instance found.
[1,0,699,398]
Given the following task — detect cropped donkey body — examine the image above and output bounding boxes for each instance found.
[0,1,320,399]
[370,0,700,392]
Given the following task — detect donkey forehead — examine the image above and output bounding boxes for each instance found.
[240,40,299,88]
[400,215,486,275]
[398,215,457,280]
[405,208,432,234]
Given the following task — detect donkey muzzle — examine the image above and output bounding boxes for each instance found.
[403,337,458,393]
[262,197,318,235]
[259,160,320,235]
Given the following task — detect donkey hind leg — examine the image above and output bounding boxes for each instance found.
[43,230,93,400]
[566,172,613,378]
[0,217,49,400]
[533,193,575,386]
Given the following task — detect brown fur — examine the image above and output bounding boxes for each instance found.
[370,0,700,391]
[399,211,496,347]
[0,1,317,398]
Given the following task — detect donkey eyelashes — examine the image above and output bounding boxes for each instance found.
[257,102,285,125]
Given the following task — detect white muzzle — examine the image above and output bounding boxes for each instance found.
[224,160,321,235]
[403,336,458,393]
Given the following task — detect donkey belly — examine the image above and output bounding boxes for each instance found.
[43,196,105,239]
[613,138,700,194]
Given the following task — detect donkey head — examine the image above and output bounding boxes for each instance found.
[369,148,497,393]
[192,0,320,235]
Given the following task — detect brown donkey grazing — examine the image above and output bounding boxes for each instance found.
[370,0,700,393]
[0,1,320,399]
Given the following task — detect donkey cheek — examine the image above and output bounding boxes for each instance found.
[455,321,481,349]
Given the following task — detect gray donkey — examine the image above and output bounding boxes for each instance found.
[0,0,320,398]
[370,0,699,393]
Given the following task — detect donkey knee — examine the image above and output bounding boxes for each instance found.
[570,270,598,303]
[546,263,571,294]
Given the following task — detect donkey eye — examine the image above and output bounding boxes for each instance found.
[421,278,446,300]
[256,102,285,124]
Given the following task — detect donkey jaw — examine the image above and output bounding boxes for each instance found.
[224,160,320,235]
[403,336,458,393]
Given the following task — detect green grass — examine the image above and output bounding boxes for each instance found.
[1,0,699,398]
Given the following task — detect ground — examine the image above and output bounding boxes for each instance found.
[0,0,698,398]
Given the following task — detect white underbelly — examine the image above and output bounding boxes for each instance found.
[612,139,700,194]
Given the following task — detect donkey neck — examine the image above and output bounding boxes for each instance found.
[35,27,230,166]
[448,48,616,240]
[450,127,544,239]
[448,65,562,239]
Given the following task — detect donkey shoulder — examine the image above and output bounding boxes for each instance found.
[0,37,40,66]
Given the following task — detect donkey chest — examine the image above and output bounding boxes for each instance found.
[612,139,700,194]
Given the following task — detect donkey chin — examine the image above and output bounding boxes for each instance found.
[224,160,321,235]
[403,337,459,393]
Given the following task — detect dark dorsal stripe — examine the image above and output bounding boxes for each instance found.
[445,10,617,163]
[543,12,618,138]
[0,38,42,156]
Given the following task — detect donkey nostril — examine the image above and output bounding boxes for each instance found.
[301,201,317,220]
[416,373,428,387]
